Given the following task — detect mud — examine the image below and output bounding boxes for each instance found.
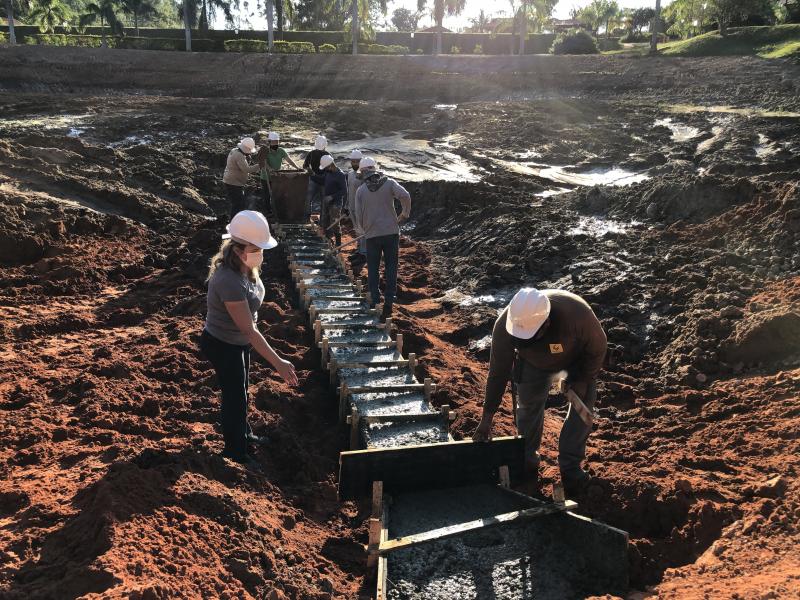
[1,50,799,599]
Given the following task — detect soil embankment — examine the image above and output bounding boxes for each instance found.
[1,51,799,599]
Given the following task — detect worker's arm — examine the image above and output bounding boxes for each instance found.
[224,300,298,386]
[286,154,301,170]
[235,151,261,175]
[392,180,412,220]
[353,187,366,234]
[474,310,515,441]
[567,319,607,400]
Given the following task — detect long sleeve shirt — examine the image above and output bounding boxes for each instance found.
[222,148,260,187]
[483,290,607,415]
[347,170,362,217]
[322,167,347,203]
[353,175,411,240]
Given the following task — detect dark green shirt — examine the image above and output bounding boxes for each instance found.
[260,147,289,181]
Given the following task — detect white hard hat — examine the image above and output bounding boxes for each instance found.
[268,131,280,141]
[360,156,376,169]
[319,155,335,169]
[506,288,551,339]
[238,137,258,154]
[349,149,363,160]
[223,210,278,250]
[314,135,327,150]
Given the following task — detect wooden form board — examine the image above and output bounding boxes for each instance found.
[338,436,524,500]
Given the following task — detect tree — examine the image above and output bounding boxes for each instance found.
[391,6,420,31]
[601,0,619,36]
[630,6,655,34]
[80,0,124,47]
[347,0,387,54]
[5,0,31,44]
[519,0,556,52]
[708,0,771,34]
[197,0,233,33]
[650,0,661,50]
[28,0,71,32]
[417,0,467,55]
[575,2,602,34]
[122,0,154,34]
[469,7,489,32]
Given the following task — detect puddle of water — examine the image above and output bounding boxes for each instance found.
[534,188,570,198]
[433,104,458,111]
[67,128,85,138]
[696,125,724,154]
[108,134,154,148]
[326,133,481,183]
[568,216,641,238]
[653,118,701,142]
[493,158,648,187]
[754,133,779,159]
[1,114,94,129]
[668,104,800,119]
[516,149,543,160]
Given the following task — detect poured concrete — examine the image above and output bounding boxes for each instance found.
[385,485,628,599]
[351,391,431,417]
[362,420,448,449]
[325,330,392,345]
[320,314,380,327]
[330,346,400,365]
[311,299,369,311]
[339,366,417,387]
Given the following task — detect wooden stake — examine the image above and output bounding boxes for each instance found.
[349,407,360,450]
[313,319,322,345]
[408,352,417,370]
[424,377,433,401]
[553,483,566,505]
[440,404,450,434]
[321,338,329,370]
[367,517,381,568]
[396,333,403,356]
[371,480,384,518]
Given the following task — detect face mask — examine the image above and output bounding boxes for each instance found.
[270,144,279,150]
[241,249,263,269]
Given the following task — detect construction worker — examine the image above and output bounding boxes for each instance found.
[345,149,367,267]
[473,288,607,496]
[223,137,264,220]
[353,157,411,321]
[316,154,347,246]
[256,131,300,217]
[200,210,299,468]
[303,135,331,220]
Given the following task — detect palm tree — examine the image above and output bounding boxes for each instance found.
[80,0,124,47]
[602,0,619,37]
[349,0,387,54]
[469,8,488,32]
[417,0,466,55]
[519,0,554,51]
[5,0,30,44]
[121,0,154,35]
[198,0,232,32]
[274,0,292,35]
[28,0,71,33]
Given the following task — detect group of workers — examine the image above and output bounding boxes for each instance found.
[208,133,606,496]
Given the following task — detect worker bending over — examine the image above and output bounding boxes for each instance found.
[473,288,607,496]
[353,157,411,321]
[223,137,264,220]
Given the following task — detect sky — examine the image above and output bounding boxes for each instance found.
[225,0,666,32]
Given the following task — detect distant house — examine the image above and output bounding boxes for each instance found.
[550,18,581,31]
[1,17,25,26]
[416,25,453,33]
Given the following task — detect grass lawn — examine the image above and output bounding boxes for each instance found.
[660,24,800,60]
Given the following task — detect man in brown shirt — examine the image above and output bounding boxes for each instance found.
[473,288,607,494]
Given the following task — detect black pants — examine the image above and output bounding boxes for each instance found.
[225,183,246,220]
[199,330,251,460]
[366,234,399,308]
[260,180,272,215]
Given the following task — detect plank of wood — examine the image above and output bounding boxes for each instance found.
[377,500,577,556]
[339,436,524,500]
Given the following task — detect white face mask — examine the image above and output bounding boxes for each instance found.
[241,249,263,270]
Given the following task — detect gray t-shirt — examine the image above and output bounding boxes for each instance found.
[204,265,265,346]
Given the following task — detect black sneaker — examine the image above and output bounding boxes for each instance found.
[222,451,261,470]
[380,303,393,323]
[561,469,591,498]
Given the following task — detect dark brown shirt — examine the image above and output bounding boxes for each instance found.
[483,290,607,414]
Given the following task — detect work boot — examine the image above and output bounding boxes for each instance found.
[221,451,262,472]
[561,469,591,499]
[380,302,393,323]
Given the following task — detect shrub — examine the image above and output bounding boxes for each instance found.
[25,34,109,48]
[416,48,423,54]
[620,32,648,43]
[0,32,8,43]
[597,37,622,51]
[387,44,409,54]
[224,39,267,52]
[273,40,315,53]
[335,43,408,54]
[473,43,483,54]
[550,29,598,54]
[118,36,182,51]
[318,43,337,53]
[450,45,460,53]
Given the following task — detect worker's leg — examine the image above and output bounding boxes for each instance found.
[320,196,331,232]
[365,236,382,308]
[382,234,400,307]
[305,181,318,220]
[329,202,342,246]
[514,361,553,472]
[558,379,597,482]
[261,180,272,216]
[199,331,249,460]
[226,184,245,221]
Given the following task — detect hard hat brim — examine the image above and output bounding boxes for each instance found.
[506,319,541,340]
[221,232,279,250]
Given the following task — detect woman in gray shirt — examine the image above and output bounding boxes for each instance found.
[200,210,298,467]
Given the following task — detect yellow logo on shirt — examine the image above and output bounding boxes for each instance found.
[549,343,564,354]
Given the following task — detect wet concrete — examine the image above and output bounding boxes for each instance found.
[338,366,417,388]
[350,391,432,417]
[362,420,448,449]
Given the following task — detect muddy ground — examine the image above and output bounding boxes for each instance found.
[1,54,799,600]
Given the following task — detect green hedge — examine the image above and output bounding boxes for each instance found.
[0,31,8,43]
[597,37,622,51]
[21,34,215,51]
[551,29,599,54]
[224,39,316,53]
[335,43,409,54]
[224,39,267,52]
[318,43,336,53]
[273,40,315,53]
[25,34,107,47]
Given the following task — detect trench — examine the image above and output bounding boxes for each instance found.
[273,207,629,599]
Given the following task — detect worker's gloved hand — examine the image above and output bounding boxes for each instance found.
[472,415,493,442]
